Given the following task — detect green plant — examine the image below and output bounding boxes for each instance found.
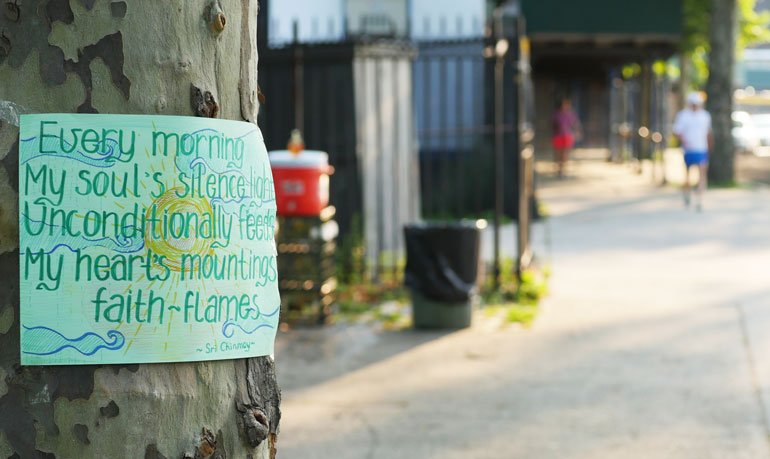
[481,259,549,326]
[335,214,366,284]
[709,179,740,188]
[331,274,409,324]
[505,304,539,326]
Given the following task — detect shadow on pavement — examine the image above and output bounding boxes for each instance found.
[280,296,770,458]
[275,323,456,393]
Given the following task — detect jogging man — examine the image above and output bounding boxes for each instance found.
[673,91,713,211]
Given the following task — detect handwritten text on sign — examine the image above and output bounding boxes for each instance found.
[19,114,279,365]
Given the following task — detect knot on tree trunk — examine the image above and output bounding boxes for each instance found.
[207,1,226,34]
[194,428,226,459]
[190,84,219,118]
[237,403,269,447]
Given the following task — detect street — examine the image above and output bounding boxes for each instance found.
[276,155,770,458]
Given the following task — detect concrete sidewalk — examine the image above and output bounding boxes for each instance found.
[275,158,770,458]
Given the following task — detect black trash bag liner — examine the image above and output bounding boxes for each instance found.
[404,222,482,303]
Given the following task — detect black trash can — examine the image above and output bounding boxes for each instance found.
[404,222,482,329]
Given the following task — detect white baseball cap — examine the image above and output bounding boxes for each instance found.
[687,91,704,106]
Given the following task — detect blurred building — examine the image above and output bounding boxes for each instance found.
[258,0,421,278]
[519,0,681,158]
[267,0,345,44]
[267,0,683,157]
[346,0,408,37]
[266,0,485,44]
[737,49,770,91]
[259,0,683,274]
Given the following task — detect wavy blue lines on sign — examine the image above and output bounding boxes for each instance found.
[220,303,280,338]
[22,326,125,356]
[20,135,131,168]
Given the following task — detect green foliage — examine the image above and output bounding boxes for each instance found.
[332,274,410,329]
[682,0,770,88]
[483,303,539,327]
[738,0,770,52]
[709,178,740,188]
[682,0,715,87]
[536,202,550,218]
[517,269,549,305]
[335,214,366,284]
[690,46,710,89]
[622,63,641,79]
[332,213,410,326]
[333,257,549,329]
[482,259,548,305]
[481,259,549,326]
[683,0,711,54]
[505,304,539,326]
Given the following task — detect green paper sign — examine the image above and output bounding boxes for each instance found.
[18,114,279,365]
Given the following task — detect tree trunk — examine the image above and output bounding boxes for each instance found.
[0,1,280,458]
[706,0,736,183]
[679,51,690,111]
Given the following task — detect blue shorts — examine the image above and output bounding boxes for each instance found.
[684,151,708,167]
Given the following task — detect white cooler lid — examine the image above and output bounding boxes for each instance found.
[269,150,328,168]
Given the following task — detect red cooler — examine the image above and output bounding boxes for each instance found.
[269,150,332,216]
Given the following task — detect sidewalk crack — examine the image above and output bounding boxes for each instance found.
[735,302,770,456]
[352,410,379,459]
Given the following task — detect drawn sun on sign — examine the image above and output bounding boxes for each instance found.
[144,188,214,271]
[108,143,251,358]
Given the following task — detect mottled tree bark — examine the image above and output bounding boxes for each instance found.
[0,1,279,458]
[705,0,736,183]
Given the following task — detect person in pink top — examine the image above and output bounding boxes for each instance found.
[552,98,581,178]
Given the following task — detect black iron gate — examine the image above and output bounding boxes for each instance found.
[414,51,532,219]
[258,5,534,282]
[413,5,534,276]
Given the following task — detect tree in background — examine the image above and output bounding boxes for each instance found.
[682,0,770,182]
[706,0,738,183]
[0,1,280,458]
[683,0,770,87]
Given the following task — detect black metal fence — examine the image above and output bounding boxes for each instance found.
[258,40,420,279]
[413,36,529,221]
[258,13,535,281]
[608,65,672,170]
[258,42,361,237]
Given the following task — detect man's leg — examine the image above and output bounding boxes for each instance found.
[683,162,691,207]
[696,161,708,211]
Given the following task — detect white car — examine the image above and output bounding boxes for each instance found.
[750,113,770,147]
[733,111,760,154]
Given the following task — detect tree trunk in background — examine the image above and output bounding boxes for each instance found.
[0,1,280,458]
[706,0,736,183]
[679,52,690,111]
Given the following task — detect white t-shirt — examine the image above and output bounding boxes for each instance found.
[673,108,712,153]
